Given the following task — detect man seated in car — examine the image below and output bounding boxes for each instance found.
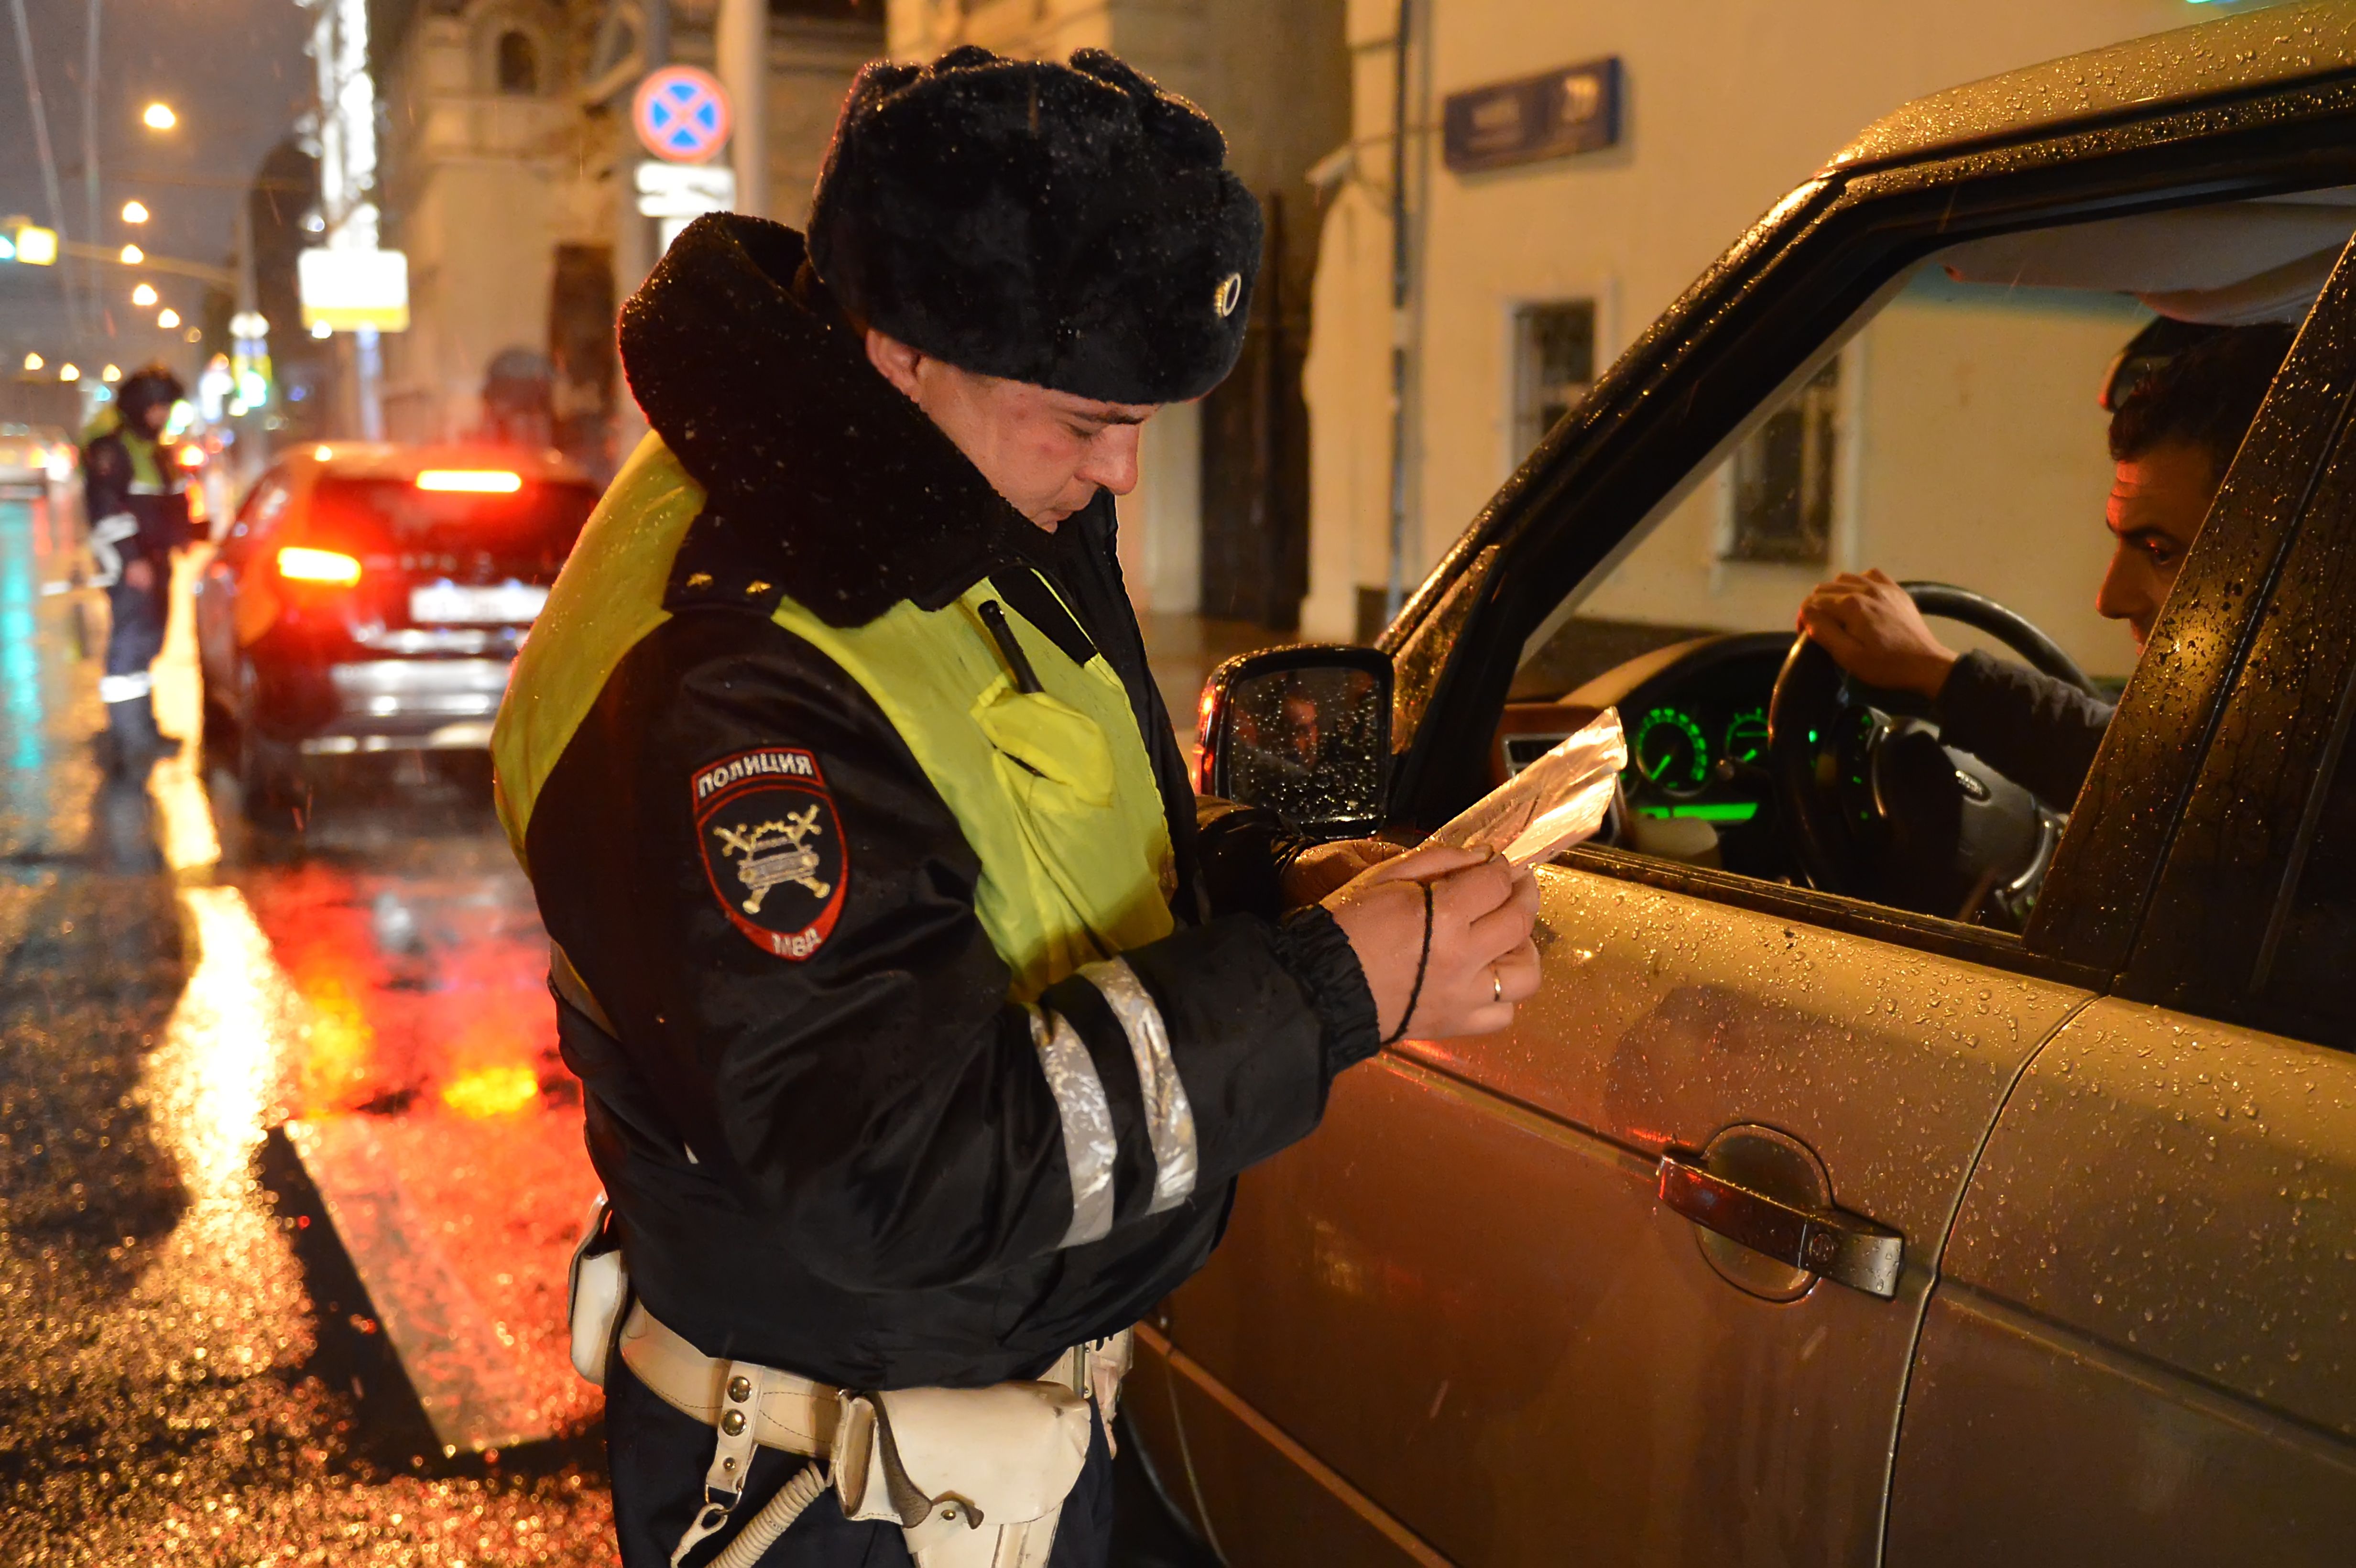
[1797,321,2293,812]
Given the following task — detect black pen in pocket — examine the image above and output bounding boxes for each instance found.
[977,600,1045,694]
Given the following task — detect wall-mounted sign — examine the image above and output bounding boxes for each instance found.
[1443,57,1622,174]
[297,247,410,332]
[633,65,732,163]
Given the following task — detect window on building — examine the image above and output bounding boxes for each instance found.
[1723,358,1841,565]
[496,30,538,95]
[1513,301,1597,459]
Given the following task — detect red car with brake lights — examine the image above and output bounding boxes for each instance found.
[193,443,600,826]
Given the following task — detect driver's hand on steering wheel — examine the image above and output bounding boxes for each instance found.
[1798,568,1960,701]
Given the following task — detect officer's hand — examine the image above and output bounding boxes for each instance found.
[1798,568,1957,700]
[122,558,155,593]
[1281,837,1405,909]
[1323,845,1542,1044]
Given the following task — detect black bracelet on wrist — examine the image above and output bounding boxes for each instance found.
[1380,881,1434,1048]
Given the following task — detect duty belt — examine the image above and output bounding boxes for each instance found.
[618,1298,1129,1568]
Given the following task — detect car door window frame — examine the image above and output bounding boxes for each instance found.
[1383,79,2356,988]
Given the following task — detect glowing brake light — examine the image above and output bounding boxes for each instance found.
[415,468,522,493]
[277,546,362,586]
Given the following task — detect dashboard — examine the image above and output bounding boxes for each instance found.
[1494,631,1797,876]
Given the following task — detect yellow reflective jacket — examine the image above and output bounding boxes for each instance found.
[496,436,1175,1000]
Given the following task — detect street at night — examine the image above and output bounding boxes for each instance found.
[0,488,613,1559]
[9,1,2356,1565]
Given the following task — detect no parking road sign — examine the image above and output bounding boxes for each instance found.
[634,65,732,163]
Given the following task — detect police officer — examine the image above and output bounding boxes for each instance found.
[491,47,1540,1568]
[82,363,194,774]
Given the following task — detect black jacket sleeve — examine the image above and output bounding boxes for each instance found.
[82,436,131,523]
[1192,796,1310,920]
[530,611,1376,1298]
[1933,649,2116,813]
[81,436,147,581]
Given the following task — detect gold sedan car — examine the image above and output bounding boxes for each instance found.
[1139,7,2356,1564]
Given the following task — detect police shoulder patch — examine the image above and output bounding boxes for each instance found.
[691,747,848,961]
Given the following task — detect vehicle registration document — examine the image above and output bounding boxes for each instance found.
[1423,708,1627,870]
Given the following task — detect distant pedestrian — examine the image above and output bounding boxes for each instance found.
[81,363,194,775]
[493,44,1539,1568]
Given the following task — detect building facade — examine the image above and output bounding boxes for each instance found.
[369,0,881,474]
[1305,0,2264,665]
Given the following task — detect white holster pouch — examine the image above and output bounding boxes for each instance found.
[567,1192,629,1386]
[834,1381,1095,1568]
[567,1192,1128,1568]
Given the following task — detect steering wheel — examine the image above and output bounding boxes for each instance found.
[1767,582,2098,927]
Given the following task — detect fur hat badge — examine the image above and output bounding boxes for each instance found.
[807,46,1264,405]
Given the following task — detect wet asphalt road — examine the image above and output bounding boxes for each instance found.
[0,491,1212,1566]
[0,488,615,1560]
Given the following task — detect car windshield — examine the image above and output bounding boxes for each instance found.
[306,475,597,573]
[1506,187,2350,914]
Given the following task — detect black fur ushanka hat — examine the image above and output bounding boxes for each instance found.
[806,45,1263,406]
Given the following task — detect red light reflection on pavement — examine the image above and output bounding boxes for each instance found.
[241,860,562,1121]
[231,854,601,1443]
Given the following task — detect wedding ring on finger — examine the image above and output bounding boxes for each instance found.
[1491,967,1503,1004]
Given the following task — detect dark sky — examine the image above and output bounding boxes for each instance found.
[0,0,312,376]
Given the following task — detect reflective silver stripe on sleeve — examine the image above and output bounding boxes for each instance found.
[1027,1004,1116,1248]
[1079,957,1198,1213]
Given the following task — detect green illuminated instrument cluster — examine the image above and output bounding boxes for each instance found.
[1624,696,1769,824]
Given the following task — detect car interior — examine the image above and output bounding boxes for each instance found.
[1491,184,2356,931]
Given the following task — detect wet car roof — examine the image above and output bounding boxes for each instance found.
[1826,0,2356,174]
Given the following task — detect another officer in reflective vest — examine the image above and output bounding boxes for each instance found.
[81,363,193,774]
[493,46,1540,1568]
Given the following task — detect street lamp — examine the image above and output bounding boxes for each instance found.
[120,200,149,224]
[142,102,175,131]
[157,308,180,329]
[57,363,80,382]
[131,282,158,307]
[22,352,42,371]
[102,364,120,382]
[119,243,143,265]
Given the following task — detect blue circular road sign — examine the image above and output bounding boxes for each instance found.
[634,66,732,163]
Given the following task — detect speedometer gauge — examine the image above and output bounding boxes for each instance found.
[1633,706,1710,795]
[1723,706,1769,767]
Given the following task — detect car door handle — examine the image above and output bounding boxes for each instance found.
[1658,1148,1904,1299]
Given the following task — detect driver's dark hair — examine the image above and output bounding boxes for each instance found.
[2108,322,2295,474]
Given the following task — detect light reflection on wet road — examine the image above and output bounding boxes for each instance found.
[0,491,613,1560]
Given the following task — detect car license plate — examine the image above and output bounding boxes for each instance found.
[409,581,547,625]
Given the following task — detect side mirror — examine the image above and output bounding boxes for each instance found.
[1196,644,1393,838]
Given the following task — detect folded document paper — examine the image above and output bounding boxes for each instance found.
[1423,708,1627,870]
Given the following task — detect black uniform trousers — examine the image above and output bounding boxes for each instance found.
[103,576,167,694]
[607,1357,1117,1568]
